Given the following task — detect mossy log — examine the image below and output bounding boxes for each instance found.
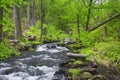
[67,53,87,59]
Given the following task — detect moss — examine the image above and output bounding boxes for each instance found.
[68,68,81,76]
[73,60,83,65]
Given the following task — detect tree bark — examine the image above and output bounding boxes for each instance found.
[0,7,3,41]
[13,5,22,40]
[76,14,80,42]
[27,0,31,27]
[88,13,120,32]
[32,0,36,26]
[86,0,93,31]
[40,0,44,41]
[103,26,107,37]
[118,27,120,41]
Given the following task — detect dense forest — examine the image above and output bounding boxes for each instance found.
[0,0,120,80]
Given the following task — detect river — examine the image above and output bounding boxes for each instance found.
[0,43,69,80]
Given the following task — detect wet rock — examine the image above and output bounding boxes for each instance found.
[46,44,57,49]
[0,67,14,75]
[55,69,65,74]
[53,74,68,80]
[92,75,107,80]
[80,72,93,80]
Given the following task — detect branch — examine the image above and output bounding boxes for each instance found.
[88,13,120,32]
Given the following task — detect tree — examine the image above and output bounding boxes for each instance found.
[27,0,31,27]
[76,14,80,42]
[0,6,3,41]
[86,0,93,31]
[13,5,22,40]
[40,0,45,41]
[88,13,120,32]
[31,0,36,26]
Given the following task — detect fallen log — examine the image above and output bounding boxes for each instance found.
[67,53,87,59]
[81,67,96,73]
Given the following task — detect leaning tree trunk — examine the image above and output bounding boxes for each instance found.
[13,5,22,40]
[88,13,120,32]
[0,7,3,41]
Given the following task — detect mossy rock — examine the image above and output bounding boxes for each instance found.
[73,60,83,65]
[81,72,93,80]
[68,68,81,76]
[92,75,107,80]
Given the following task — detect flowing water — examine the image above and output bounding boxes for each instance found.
[0,43,69,80]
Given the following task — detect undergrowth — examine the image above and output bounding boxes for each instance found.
[0,40,20,60]
[81,40,120,70]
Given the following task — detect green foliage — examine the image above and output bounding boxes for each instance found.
[45,25,69,41]
[68,68,81,76]
[0,40,20,60]
[95,41,120,63]
[24,21,40,39]
[81,41,120,67]
[3,16,14,38]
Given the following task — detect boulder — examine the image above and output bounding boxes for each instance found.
[80,72,93,80]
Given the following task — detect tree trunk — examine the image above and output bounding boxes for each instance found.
[0,7,3,41]
[103,26,107,37]
[40,0,44,41]
[76,14,80,42]
[27,0,31,27]
[32,0,36,26]
[118,27,120,41]
[86,0,93,31]
[13,5,22,40]
[98,0,107,37]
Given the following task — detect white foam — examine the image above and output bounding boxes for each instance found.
[37,66,58,73]
[0,63,11,66]
[0,67,12,74]
[18,57,32,61]
[36,45,47,51]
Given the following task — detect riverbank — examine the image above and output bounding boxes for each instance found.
[58,41,120,80]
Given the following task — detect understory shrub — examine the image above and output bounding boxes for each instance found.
[0,40,20,60]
